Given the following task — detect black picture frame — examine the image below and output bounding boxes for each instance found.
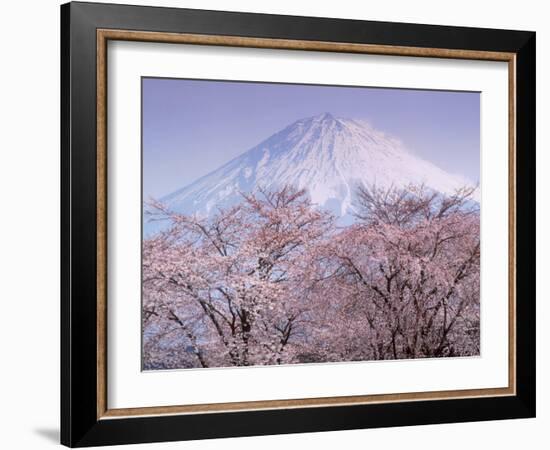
[61,1,536,447]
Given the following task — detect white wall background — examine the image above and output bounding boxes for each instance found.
[0,0,546,448]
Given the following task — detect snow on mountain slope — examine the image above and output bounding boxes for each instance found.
[148,112,475,229]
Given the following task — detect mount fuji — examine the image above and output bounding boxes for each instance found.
[147,112,475,231]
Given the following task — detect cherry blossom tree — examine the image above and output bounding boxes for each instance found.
[142,186,334,368]
[315,184,480,360]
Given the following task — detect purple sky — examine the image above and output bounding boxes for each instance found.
[143,77,480,200]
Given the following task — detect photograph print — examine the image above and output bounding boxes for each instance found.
[142,78,481,371]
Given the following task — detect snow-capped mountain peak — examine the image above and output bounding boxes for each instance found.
[152,113,474,227]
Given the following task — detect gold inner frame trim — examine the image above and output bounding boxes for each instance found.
[96,28,517,420]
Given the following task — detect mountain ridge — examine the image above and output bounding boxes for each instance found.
[146,113,475,233]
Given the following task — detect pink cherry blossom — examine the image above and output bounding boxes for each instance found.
[143,184,480,369]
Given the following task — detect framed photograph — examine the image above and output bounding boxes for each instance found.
[61,1,536,447]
